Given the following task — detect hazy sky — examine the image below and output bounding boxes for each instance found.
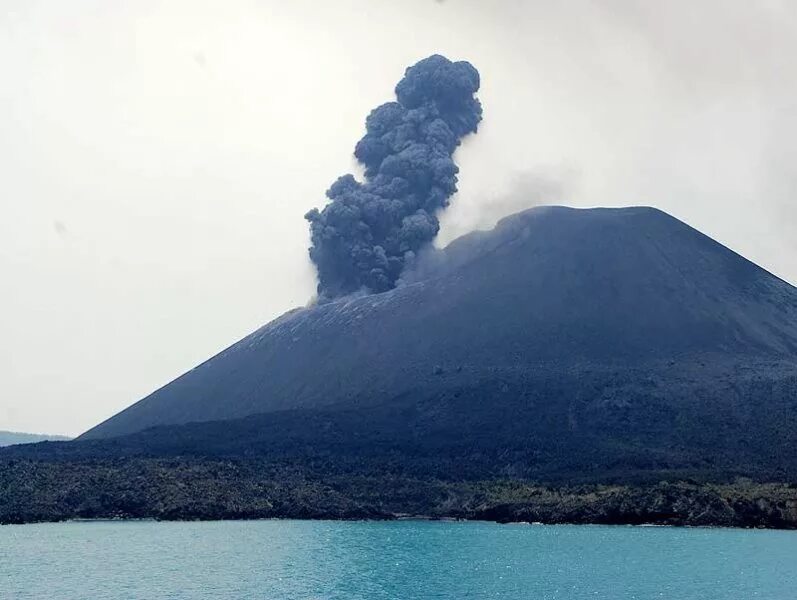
[2,1,796,436]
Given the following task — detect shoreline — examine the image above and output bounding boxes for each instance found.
[5,513,797,531]
[4,501,797,530]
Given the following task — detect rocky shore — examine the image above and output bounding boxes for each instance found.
[2,458,795,528]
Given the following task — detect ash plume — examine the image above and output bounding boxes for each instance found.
[305,54,482,300]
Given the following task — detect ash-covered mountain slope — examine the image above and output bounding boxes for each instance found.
[81,206,797,442]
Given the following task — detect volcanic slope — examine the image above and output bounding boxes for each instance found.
[80,206,797,477]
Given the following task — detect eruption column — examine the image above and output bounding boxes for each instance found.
[305,54,482,300]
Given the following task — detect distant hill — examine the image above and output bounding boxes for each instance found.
[0,431,72,447]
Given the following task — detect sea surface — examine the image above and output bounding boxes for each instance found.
[2,519,796,599]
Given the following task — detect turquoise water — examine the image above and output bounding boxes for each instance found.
[2,520,796,599]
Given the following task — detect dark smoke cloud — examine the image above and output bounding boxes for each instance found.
[305,54,482,300]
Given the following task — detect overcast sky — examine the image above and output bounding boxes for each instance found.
[2,0,796,436]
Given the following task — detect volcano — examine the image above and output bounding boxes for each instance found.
[73,206,797,481]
